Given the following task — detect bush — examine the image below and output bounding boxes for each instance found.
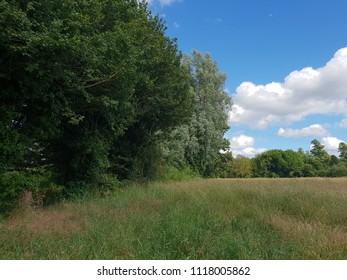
[327,163,347,177]
[158,165,200,182]
[0,170,63,215]
[64,173,120,199]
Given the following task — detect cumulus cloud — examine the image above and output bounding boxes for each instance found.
[239,147,268,158]
[228,135,267,157]
[321,137,345,155]
[229,47,347,129]
[277,124,328,138]
[229,135,254,149]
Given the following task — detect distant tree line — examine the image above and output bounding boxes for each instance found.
[217,140,347,179]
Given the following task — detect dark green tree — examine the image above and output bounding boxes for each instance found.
[310,139,329,158]
[338,142,347,161]
[0,0,191,188]
[309,139,330,176]
[213,150,234,178]
[253,149,304,178]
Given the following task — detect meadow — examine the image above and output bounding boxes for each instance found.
[0,178,346,260]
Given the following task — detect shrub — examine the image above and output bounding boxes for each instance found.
[0,170,63,215]
[327,163,347,177]
[63,173,121,199]
[158,165,200,182]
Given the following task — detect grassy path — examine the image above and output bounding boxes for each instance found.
[1,178,346,259]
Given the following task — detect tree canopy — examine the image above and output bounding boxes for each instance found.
[163,50,232,177]
[0,0,191,188]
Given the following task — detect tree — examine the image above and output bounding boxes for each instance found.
[213,150,234,178]
[165,50,232,177]
[310,139,329,158]
[0,0,191,188]
[327,162,347,177]
[233,155,252,178]
[338,142,347,161]
[253,149,304,178]
[309,139,330,176]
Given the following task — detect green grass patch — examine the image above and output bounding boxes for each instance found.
[0,178,346,259]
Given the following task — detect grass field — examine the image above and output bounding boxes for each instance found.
[0,178,346,260]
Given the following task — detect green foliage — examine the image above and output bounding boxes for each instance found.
[0,0,191,200]
[0,170,63,214]
[253,149,305,178]
[184,51,232,176]
[310,139,328,158]
[163,50,232,177]
[339,142,347,161]
[213,151,234,178]
[232,155,252,178]
[308,139,331,175]
[249,140,347,178]
[157,165,200,182]
[326,162,347,177]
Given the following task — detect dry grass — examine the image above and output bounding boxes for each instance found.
[7,209,85,237]
[267,214,347,256]
[0,178,346,259]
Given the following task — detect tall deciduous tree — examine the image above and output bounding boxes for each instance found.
[0,0,191,187]
[309,139,330,175]
[338,142,347,161]
[164,50,232,177]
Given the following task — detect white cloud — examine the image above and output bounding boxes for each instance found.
[238,147,268,158]
[228,135,267,157]
[143,0,180,6]
[339,118,347,128]
[277,124,328,138]
[229,135,254,149]
[321,137,345,155]
[159,0,181,6]
[229,47,347,129]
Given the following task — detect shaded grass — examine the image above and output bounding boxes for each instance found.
[0,178,346,259]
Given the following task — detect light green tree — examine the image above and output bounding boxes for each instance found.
[184,50,232,176]
[164,50,232,177]
[233,155,252,178]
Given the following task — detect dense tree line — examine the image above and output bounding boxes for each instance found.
[1,1,345,214]
[220,139,347,179]
[0,0,230,212]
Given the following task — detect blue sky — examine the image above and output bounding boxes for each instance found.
[145,0,347,157]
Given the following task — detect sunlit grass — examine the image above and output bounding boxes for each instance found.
[0,178,346,259]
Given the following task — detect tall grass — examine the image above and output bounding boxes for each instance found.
[0,178,346,259]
